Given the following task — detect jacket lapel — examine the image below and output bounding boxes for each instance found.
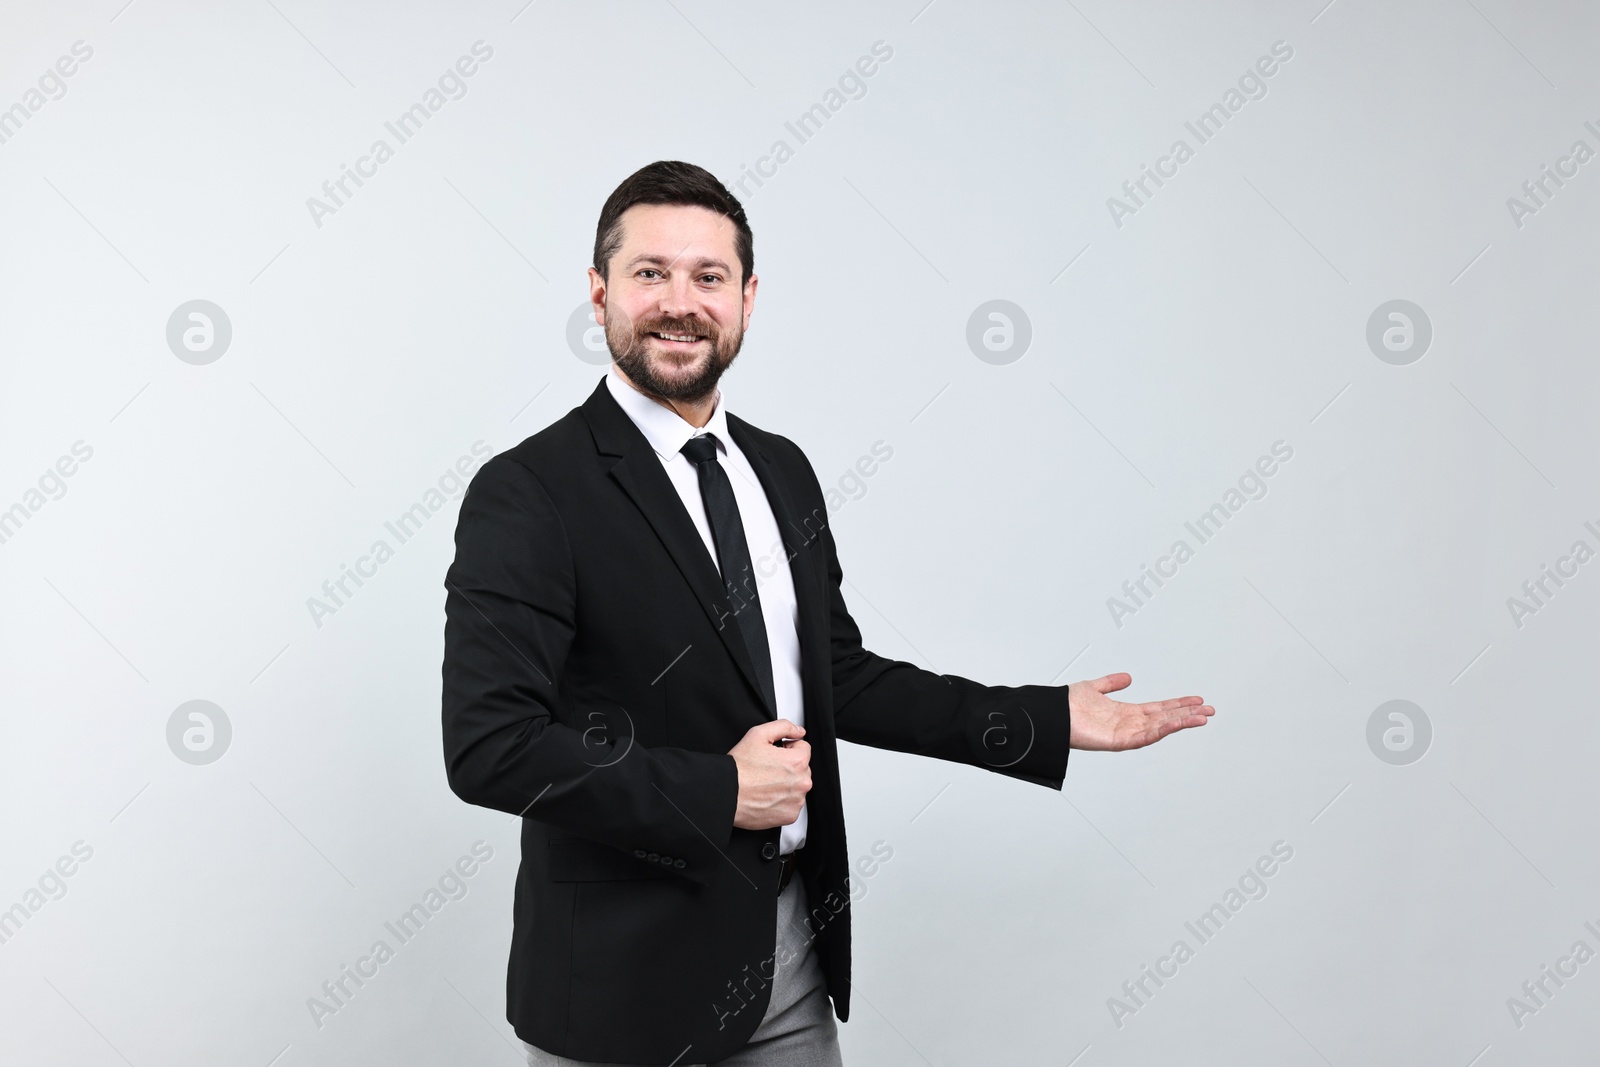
[582,380,771,715]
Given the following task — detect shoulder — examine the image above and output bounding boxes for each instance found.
[467,399,600,494]
[728,414,817,484]
[457,405,596,522]
[495,406,591,475]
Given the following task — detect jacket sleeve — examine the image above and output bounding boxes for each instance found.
[441,454,738,886]
[813,490,1073,790]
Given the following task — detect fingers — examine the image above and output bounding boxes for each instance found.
[747,718,805,743]
[1141,695,1206,714]
[1149,709,1213,743]
[1117,705,1213,750]
[1092,672,1133,694]
[1152,704,1213,725]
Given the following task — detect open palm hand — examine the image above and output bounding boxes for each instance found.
[1066,672,1214,751]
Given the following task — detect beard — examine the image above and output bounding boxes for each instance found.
[604,306,745,404]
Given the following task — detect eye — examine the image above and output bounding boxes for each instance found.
[637,269,661,280]
[698,274,722,285]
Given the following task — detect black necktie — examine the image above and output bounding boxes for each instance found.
[680,433,776,716]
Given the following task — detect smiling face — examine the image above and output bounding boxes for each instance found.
[589,202,758,405]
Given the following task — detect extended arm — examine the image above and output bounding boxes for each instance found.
[820,518,1076,788]
[819,517,1212,780]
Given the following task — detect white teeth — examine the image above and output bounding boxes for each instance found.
[655,332,702,343]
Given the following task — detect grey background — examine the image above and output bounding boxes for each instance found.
[1,1,1596,1063]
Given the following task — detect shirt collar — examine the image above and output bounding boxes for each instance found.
[605,363,732,460]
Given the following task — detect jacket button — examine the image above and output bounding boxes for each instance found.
[633,849,647,859]
[659,854,673,865]
[647,852,660,862]
[673,858,686,868]
[760,842,778,861]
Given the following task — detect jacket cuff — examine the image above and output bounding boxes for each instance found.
[965,684,1072,790]
[650,751,740,886]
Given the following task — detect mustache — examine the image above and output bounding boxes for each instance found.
[632,315,719,341]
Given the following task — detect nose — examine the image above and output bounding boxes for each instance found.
[658,273,699,320]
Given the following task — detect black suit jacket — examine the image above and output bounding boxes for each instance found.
[441,378,1073,1064]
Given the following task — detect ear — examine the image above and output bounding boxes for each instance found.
[587,267,608,325]
[741,272,759,332]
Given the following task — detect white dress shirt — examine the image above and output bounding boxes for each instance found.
[605,366,808,854]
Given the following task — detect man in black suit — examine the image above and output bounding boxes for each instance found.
[441,160,1213,1066]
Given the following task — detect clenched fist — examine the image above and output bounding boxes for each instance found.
[728,719,811,830]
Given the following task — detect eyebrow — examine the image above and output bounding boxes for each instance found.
[624,253,733,274]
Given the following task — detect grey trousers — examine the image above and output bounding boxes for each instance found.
[522,874,843,1067]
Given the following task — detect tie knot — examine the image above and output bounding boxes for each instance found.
[680,434,720,466]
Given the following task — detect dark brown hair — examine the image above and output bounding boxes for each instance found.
[593,161,754,284]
